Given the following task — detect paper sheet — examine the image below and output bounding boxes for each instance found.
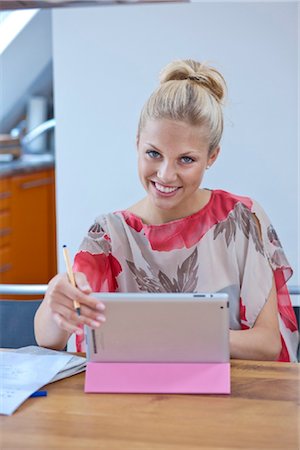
[15,346,86,382]
[0,351,74,415]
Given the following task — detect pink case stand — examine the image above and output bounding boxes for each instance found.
[85,362,230,394]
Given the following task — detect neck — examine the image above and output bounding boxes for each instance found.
[130,189,211,225]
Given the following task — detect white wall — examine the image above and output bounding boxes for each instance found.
[52,2,299,286]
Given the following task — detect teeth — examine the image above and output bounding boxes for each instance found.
[155,182,178,193]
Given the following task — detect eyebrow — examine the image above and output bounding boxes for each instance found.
[145,142,200,157]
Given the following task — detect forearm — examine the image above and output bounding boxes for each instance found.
[34,300,71,351]
[230,328,282,361]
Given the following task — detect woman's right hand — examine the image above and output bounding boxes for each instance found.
[44,272,106,337]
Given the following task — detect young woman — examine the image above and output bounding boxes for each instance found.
[34,59,299,361]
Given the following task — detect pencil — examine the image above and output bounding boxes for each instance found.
[62,244,81,315]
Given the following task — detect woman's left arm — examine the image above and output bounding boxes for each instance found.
[230,277,282,360]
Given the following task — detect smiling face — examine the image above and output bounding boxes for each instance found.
[137,119,220,223]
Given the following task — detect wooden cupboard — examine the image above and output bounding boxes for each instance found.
[0,168,57,285]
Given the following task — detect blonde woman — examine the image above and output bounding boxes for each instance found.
[35,59,299,362]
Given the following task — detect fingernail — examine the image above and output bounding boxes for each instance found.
[79,284,91,292]
[96,303,105,311]
[91,320,100,327]
[83,285,92,291]
[76,328,83,335]
[96,315,106,323]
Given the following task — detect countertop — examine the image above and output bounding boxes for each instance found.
[0,153,55,178]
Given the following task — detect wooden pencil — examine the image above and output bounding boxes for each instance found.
[62,244,81,315]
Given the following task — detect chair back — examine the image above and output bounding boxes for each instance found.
[0,284,47,348]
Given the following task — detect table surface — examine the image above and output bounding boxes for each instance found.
[1,360,299,449]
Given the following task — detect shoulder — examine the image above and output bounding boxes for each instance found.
[92,211,140,237]
[212,189,271,216]
[211,190,272,223]
[212,189,254,211]
[77,213,117,254]
[93,211,125,229]
[209,190,258,227]
[211,190,266,248]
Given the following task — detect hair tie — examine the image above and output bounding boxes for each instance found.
[187,75,206,82]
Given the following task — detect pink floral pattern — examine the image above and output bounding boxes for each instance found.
[74,252,122,292]
[73,190,298,361]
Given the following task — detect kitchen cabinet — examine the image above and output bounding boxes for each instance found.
[0,177,12,283]
[0,168,57,285]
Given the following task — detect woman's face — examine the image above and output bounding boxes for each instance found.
[137,119,219,221]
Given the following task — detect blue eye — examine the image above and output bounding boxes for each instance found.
[146,150,161,159]
[181,156,194,164]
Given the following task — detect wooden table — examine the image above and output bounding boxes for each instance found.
[1,360,299,449]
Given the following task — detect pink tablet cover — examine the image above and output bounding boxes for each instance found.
[85,362,230,394]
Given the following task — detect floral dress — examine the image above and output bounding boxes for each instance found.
[73,189,299,361]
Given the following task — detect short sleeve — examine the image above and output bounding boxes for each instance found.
[252,201,292,284]
[73,215,122,292]
[73,216,122,352]
[240,200,298,361]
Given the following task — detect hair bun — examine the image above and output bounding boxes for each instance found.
[159,59,226,103]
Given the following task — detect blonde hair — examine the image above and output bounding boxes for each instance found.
[138,59,227,154]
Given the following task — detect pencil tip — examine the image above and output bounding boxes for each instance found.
[63,244,67,248]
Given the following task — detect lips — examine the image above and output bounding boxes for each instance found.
[151,181,180,195]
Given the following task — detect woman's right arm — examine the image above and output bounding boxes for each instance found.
[34,272,106,350]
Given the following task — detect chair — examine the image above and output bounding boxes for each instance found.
[0,284,47,348]
[288,286,300,296]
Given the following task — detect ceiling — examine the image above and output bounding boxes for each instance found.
[0,0,187,10]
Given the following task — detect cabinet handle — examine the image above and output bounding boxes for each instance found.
[0,263,12,273]
[0,227,11,237]
[0,192,11,200]
[20,177,53,190]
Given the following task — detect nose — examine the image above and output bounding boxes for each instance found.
[157,160,177,184]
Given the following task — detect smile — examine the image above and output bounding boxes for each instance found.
[152,182,180,194]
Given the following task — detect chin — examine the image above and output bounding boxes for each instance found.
[152,196,183,212]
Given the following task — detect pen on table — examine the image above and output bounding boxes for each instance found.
[62,244,81,316]
[30,390,48,398]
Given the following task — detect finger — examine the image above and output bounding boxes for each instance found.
[51,274,105,312]
[78,294,106,312]
[47,273,106,314]
[80,313,106,329]
[74,272,92,294]
[66,286,106,312]
[53,312,83,335]
[53,302,106,330]
[79,307,106,327]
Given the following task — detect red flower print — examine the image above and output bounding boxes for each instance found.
[239,297,250,330]
[120,190,253,251]
[73,251,122,292]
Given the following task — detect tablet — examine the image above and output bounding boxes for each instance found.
[85,292,229,363]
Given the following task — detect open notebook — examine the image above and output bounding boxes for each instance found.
[1,346,86,415]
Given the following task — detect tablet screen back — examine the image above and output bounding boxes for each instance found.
[85,293,229,363]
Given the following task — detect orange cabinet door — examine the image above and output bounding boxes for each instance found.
[11,169,57,284]
[0,177,13,283]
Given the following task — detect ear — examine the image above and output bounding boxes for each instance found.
[207,146,220,167]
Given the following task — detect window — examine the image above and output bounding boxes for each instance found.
[0,9,38,54]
